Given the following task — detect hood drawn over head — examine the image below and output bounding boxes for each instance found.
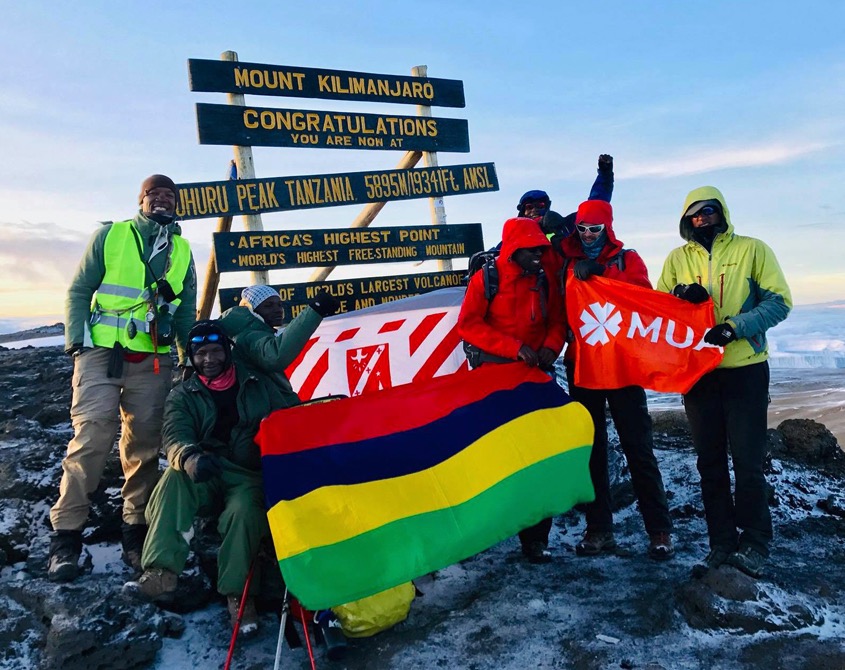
[679,186,734,241]
[561,200,623,259]
[499,217,552,264]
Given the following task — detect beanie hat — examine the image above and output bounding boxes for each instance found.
[575,200,613,226]
[186,320,232,368]
[239,285,280,311]
[138,174,178,205]
[517,189,551,214]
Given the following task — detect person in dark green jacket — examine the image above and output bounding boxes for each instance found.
[48,174,197,583]
[128,320,292,637]
[219,284,339,397]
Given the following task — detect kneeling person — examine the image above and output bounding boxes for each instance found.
[129,321,284,637]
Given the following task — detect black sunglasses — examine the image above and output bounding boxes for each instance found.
[692,205,718,217]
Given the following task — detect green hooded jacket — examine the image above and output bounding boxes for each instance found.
[656,186,792,369]
[219,304,322,399]
[162,359,295,472]
[65,212,197,364]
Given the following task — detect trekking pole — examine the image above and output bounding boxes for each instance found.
[297,600,318,670]
[272,588,289,670]
[223,555,258,670]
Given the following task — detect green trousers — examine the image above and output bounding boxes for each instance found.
[141,459,269,596]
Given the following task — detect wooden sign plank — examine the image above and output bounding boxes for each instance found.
[175,163,497,221]
[196,103,470,152]
[188,59,466,108]
[214,224,483,273]
[218,270,466,323]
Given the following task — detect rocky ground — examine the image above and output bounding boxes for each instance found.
[1,343,844,669]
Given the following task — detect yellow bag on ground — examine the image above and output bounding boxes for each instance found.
[331,582,416,638]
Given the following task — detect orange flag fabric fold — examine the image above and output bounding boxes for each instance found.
[566,276,722,394]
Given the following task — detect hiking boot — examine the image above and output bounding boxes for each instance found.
[521,541,552,564]
[690,547,732,578]
[121,523,147,573]
[575,531,616,557]
[315,609,348,661]
[131,567,178,603]
[726,545,766,579]
[227,595,259,638]
[647,532,675,561]
[47,530,82,583]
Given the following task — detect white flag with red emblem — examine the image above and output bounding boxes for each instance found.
[285,288,468,400]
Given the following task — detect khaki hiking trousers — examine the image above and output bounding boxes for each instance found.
[50,346,172,530]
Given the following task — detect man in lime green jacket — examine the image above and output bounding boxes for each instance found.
[657,186,791,578]
[48,175,197,583]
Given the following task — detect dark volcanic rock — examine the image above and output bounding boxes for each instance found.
[777,418,841,462]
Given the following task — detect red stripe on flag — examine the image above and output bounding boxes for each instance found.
[336,328,360,342]
[413,324,462,383]
[284,337,319,378]
[408,312,446,356]
[378,319,406,334]
[296,350,330,401]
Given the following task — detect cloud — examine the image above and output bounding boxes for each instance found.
[623,141,831,179]
[0,222,88,286]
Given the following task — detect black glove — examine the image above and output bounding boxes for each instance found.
[573,260,605,280]
[66,343,84,357]
[182,453,222,483]
[309,289,341,317]
[672,283,709,304]
[598,154,613,173]
[540,210,566,235]
[704,323,737,347]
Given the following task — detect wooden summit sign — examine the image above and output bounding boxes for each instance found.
[214,224,483,273]
[196,103,470,152]
[188,59,465,108]
[175,163,497,220]
[218,270,465,322]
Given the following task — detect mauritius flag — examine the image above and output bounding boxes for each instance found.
[256,362,594,610]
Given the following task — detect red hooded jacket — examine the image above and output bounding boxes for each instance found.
[559,200,651,288]
[458,217,567,360]
[560,200,651,362]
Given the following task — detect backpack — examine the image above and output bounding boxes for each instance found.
[465,245,502,301]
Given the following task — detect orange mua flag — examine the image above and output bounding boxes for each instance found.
[566,276,723,394]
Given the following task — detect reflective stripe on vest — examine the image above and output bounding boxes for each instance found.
[89,220,191,353]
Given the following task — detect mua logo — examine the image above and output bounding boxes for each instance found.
[579,302,623,346]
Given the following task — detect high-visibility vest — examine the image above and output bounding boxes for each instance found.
[89,220,191,353]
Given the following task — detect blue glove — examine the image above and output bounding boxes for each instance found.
[704,323,737,347]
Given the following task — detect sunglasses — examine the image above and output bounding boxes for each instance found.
[576,224,605,234]
[190,333,223,344]
[692,206,718,217]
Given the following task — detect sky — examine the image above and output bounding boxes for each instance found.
[1,1,844,331]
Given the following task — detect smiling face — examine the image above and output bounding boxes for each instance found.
[141,187,177,218]
[192,342,227,379]
[512,246,545,274]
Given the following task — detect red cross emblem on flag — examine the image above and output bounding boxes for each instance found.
[346,344,393,396]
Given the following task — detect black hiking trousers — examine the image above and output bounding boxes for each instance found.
[566,364,672,536]
[683,361,772,557]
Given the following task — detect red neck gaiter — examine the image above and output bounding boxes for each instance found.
[198,365,237,391]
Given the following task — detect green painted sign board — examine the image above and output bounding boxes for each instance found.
[196,102,470,152]
[188,59,465,108]
[219,270,466,323]
[174,163,497,220]
[214,224,483,273]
